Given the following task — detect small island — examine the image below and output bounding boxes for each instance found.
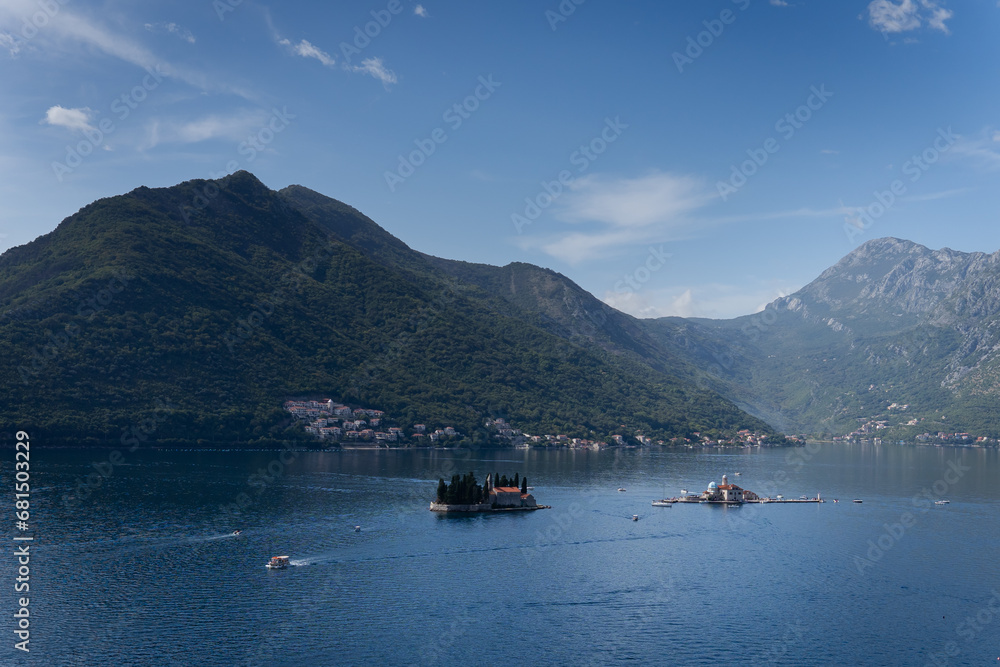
[429,472,550,513]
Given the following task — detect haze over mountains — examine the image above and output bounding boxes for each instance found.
[1,172,996,445]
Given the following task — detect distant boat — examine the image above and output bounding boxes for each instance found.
[776,495,783,500]
[354,525,361,532]
[800,496,808,500]
[734,472,741,476]
[232,530,242,536]
[265,556,290,570]
[833,499,840,503]
[935,500,950,505]
[853,499,863,503]
[632,514,639,521]
[618,487,627,492]
[651,500,674,507]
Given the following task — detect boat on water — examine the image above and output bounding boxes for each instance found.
[734,472,741,476]
[853,499,863,503]
[617,487,627,492]
[935,500,950,505]
[354,525,361,532]
[632,514,639,521]
[651,500,675,507]
[265,556,290,570]
[232,530,242,536]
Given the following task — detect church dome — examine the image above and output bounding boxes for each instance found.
[708,481,718,490]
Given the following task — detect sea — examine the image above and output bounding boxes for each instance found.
[8,442,999,666]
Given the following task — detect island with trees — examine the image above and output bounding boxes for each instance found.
[429,472,550,513]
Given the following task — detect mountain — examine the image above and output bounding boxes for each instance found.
[0,172,774,446]
[643,237,1000,436]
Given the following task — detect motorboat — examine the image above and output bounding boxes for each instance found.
[354,525,361,532]
[265,556,290,569]
[232,530,242,536]
[935,500,950,505]
[734,472,741,476]
[853,499,863,503]
[651,500,675,507]
[617,488,627,492]
[632,514,639,521]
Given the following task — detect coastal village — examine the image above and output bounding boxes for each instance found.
[285,399,780,449]
[834,402,999,446]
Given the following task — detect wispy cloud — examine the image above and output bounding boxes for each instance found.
[347,57,397,88]
[0,30,19,56]
[42,105,96,133]
[275,32,398,88]
[414,4,429,17]
[278,38,336,67]
[0,1,249,97]
[520,171,713,264]
[948,129,1000,170]
[144,22,195,44]
[770,0,790,6]
[865,0,953,35]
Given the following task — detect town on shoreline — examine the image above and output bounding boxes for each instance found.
[284,399,784,450]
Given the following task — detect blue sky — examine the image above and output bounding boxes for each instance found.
[1,0,998,318]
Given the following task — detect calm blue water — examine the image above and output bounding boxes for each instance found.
[8,443,1000,666]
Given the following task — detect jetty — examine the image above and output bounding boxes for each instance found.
[656,476,824,506]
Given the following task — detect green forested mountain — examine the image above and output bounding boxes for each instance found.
[0,172,774,446]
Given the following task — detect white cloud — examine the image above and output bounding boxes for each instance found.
[279,38,336,67]
[42,105,96,132]
[948,129,1000,170]
[141,109,272,149]
[558,172,711,229]
[0,30,19,56]
[145,22,196,44]
[348,57,398,87]
[866,0,953,35]
[414,4,429,17]
[770,0,790,6]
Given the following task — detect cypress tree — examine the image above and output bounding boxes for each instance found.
[437,478,447,503]
[521,478,528,494]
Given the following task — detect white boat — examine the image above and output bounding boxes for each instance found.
[232,530,242,536]
[265,556,290,569]
[632,514,639,521]
[935,500,950,505]
[651,500,674,507]
[734,472,741,476]
[617,487,627,492]
[853,499,863,503]
[354,525,361,532]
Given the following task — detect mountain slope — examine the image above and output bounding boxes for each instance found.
[643,237,1000,436]
[0,172,774,445]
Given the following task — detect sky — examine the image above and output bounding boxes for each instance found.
[1,0,999,319]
